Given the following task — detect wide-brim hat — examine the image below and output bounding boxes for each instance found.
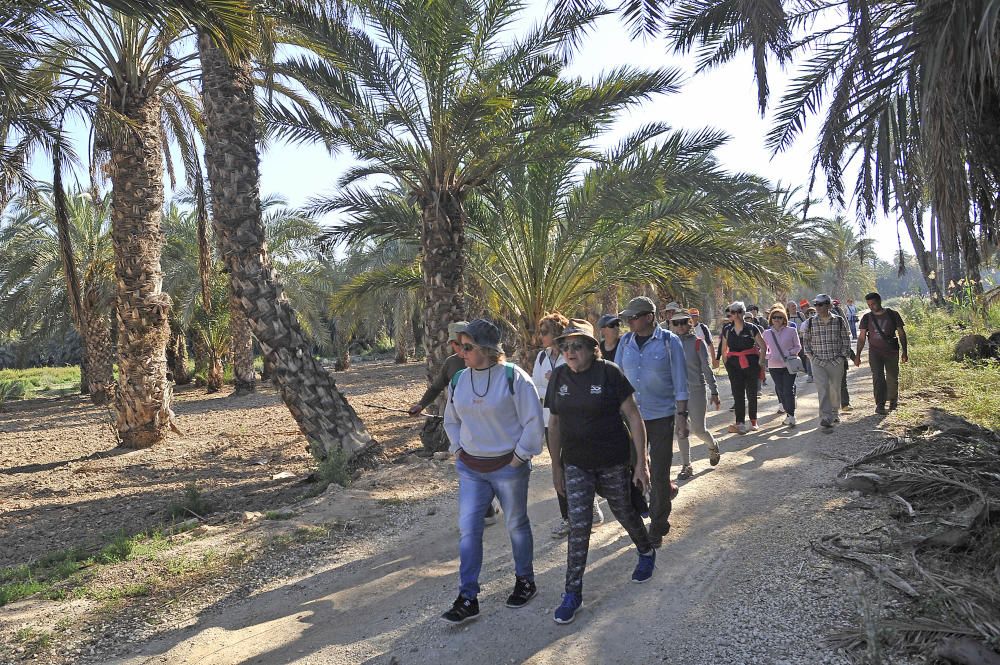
[463,319,502,353]
[596,314,622,329]
[447,321,469,342]
[619,296,656,319]
[555,318,598,345]
[670,311,693,323]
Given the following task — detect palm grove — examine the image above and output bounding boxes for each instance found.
[1,0,997,461]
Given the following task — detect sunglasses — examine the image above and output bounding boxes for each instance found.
[671,320,691,325]
[771,316,786,321]
[559,341,589,352]
[460,343,479,352]
[605,321,621,329]
[627,312,651,321]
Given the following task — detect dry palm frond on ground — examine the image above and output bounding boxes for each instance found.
[818,409,1000,664]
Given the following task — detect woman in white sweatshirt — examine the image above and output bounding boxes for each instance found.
[441,319,544,625]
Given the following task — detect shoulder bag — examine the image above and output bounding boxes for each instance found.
[769,328,804,374]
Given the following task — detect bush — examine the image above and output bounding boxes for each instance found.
[0,379,27,410]
[310,447,351,495]
[167,484,213,520]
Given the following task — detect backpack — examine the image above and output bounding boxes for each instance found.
[450,362,516,401]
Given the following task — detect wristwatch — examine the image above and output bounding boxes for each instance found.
[677,410,689,417]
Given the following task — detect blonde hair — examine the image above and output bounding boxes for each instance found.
[768,303,789,321]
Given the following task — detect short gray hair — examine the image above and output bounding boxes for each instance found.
[728,300,746,314]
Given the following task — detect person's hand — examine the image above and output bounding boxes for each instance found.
[901,352,909,363]
[710,394,721,410]
[712,358,720,369]
[544,370,551,381]
[854,355,862,367]
[509,456,525,468]
[408,403,423,416]
[632,462,650,494]
[675,417,689,439]
[552,465,565,496]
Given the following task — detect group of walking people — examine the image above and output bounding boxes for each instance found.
[418,290,908,626]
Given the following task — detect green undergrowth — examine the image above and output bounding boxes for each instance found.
[0,525,197,608]
[0,366,80,400]
[890,297,1000,431]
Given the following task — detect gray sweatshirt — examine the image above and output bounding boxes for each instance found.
[680,332,718,395]
[444,363,544,461]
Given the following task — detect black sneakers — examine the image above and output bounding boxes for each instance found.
[441,595,479,624]
[505,576,537,608]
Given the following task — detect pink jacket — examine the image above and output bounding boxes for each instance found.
[764,326,802,369]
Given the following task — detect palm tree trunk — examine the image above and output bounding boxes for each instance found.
[600,284,619,315]
[82,301,115,405]
[107,91,174,447]
[393,293,408,364]
[171,328,192,385]
[420,192,466,383]
[229,285,255,394]
[199,34,373,459]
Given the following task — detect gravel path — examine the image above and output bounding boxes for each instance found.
[113,368,889,665]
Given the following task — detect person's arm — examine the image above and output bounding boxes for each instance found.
[668,334,689,437]
[699,338,719,404]
[548,414,565,495]
[801,320,813,358]
[512,373,544,465]
[411,358,452,414]
[620,396,649,493]
[855,321,868,366]
[839,317,852,359]
[898,325,909,362]
[443,382,462,454]
[754,331,768,366]
[787,327,802,355]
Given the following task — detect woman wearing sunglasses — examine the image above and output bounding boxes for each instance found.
[441,319,544,625]
[719,301,768,434]
[763,304,801,427]
[596,314,623,363]
[544,319,654,624]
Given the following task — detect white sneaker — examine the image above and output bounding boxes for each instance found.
[787,415,796,427]
[551,518,570,538]
[806,376,814,383]
[592,499,605,526]
[776,405,785,414]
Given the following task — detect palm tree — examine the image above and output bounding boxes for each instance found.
[820,216,876,300]
[0,186,115,403]
[647,0,1000,296]
[267,0,677,384]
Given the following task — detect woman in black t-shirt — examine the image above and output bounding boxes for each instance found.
[544,319,654,624]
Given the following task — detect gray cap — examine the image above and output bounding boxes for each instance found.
[812,293,832,305]
[463,319,502,353]
[618,296,656,319]
[447,321,469,342]
[596,314,621,329]
[670,311,692,323]
[663,301,681,312]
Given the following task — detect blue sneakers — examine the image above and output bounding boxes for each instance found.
[553,592,582,624]
[631,549,656,583]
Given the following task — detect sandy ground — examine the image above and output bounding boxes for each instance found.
[0,360,900,665]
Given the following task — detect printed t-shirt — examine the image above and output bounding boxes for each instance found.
[545,360,634,470]
[860,309,904,356]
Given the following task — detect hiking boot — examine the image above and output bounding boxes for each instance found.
[592,499,605,526]
[784,415,796,427]
[441,595,479,624]
[553,592,582,624]
[875,405,889,416]
[709,447,721,466]
[505,576,537,608]
[841,404,853,412]
[889,402,898,411]
[677,464,694,480]
[631,549,656,583]
[550,518,570,538]
[820,419,833,431]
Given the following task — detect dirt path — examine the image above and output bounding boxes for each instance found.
[112,367,888,665]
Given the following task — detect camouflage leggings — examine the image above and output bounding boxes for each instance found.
[564,463,652,595]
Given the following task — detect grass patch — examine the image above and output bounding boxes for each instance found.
[264,510,295,520]
[166,483,213,520]
[307,448,350,497]
[0,366,80,398]
[13,626,53,656]
[891,297,1000,431]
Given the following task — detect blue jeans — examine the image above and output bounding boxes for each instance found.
[769,367,797,416]
[456,457,534,598]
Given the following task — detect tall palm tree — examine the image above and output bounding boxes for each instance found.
[821,216,876,300]
[0,186,115,402]
[645,0,1000,296]
[200,23,373,458]
[40,6,212,446]
[267,0,677,384]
